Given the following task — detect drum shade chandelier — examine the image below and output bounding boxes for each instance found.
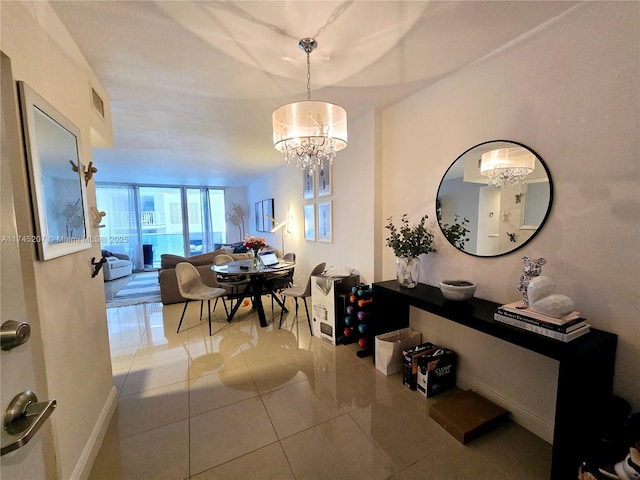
[480,146,536,187]
[272,38,347,173]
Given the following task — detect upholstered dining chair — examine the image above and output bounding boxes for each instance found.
[279,262,326,334]
[268,252,296,310]
[214,253,251,309]
[175,262,228,336]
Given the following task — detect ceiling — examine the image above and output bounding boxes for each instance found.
[50,1,578,187]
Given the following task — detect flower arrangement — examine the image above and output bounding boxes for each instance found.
[244,234,267,256]
[385,214,436,258]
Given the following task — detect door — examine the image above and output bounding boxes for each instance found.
[1,51,56,478]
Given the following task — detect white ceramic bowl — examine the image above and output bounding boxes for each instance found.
[439,280,477,301]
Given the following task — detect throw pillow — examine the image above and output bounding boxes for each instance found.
[233,243,248,253]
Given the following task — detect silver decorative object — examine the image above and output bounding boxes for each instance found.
[517,256,546,306]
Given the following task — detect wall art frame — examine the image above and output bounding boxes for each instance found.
[316,200,333,243]
[317,163,332,197]
[303,203,316,241]
[254,201,264,232]
[303,166,315,199]
[254,198,274,232]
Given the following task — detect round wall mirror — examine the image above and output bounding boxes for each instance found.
[436,140,553,257]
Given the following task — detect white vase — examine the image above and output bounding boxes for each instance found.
[396,257,420,288]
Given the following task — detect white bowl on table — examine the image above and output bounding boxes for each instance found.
[439,280,477,301]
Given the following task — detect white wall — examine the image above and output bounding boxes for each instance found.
[247,112,377,286]
[2,2,116,478]
[380,1,639,440]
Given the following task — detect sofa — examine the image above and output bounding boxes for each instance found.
[101,250,133,281]
[159,250,253,304]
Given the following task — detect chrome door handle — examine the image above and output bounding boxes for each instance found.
[1,391,56,456]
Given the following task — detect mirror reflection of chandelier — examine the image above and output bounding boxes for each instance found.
[480,146,536,187]
[272,38,347,174]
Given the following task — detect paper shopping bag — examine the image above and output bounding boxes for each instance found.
[374,328,422,376]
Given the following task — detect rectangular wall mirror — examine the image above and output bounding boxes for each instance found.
[18,81,91,260]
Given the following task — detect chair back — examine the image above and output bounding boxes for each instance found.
[300,262,326,298]
[175,262,202,298]
[283,252,296,262]
[214,254,235,265]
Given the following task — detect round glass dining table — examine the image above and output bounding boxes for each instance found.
[212,260,294,327]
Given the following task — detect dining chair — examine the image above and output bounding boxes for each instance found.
[175,262,228,336]
[279,262,326,334]
[214,253,251,309]
[268,252,296,310]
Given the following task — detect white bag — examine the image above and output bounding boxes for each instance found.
[375,328,422,376]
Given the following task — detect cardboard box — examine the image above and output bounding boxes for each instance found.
[402,342,438,390]
[429,390,509,444]
[416,347,456,397]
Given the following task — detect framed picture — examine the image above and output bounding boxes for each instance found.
[303,167,315,199]
[316,201,332,243]
[255,199,274,232]
[317,163,332,197]
[254,201,264,232]
[303,204,316,241]
[262,198,274,231]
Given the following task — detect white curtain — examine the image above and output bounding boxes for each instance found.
[96,184,143,270]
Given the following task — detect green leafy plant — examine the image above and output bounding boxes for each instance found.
[441,214,470,250]
[385,214,436,258]
[436,200,470,250]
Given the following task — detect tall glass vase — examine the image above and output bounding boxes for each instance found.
[252,248,260,269]
[396,257,420,288]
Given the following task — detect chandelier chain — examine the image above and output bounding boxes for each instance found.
[312,1,353,39]
[306,51,312,101]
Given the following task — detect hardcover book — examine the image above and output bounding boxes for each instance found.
[496,308,587,333]
[494,313,590,342]
[500,301,581,325]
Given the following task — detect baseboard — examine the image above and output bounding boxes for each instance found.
[70,386,118,480]
[457,374,554,444]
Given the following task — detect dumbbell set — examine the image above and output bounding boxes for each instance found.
[342,285,374,357]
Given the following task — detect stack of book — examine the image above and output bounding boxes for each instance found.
[494,301,590,342]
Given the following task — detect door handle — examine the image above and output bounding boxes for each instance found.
[1,320,31,350]
[1,391,56,456]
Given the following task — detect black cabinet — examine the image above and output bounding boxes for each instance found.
[372,280,617,480]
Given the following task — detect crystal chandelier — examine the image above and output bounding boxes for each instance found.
[272,38,347,173]
[480,146,536,187]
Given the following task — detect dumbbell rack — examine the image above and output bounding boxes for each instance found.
[342,284,374,358]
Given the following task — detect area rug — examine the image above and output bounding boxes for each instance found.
[107,272,162,308]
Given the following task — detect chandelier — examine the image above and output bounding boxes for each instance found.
[272,38,347,173]
[480,146,535,187]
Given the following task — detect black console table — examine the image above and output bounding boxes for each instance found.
[372,280,617,480]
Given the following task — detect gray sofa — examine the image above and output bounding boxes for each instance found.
[102,251,133,281]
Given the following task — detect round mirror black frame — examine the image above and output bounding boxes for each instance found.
[436,140,553,257]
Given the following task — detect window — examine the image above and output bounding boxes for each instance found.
[96,184,227,268]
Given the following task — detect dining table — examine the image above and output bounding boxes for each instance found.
[212,260,294,327]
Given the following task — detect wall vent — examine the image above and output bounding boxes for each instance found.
[91,87,104,118]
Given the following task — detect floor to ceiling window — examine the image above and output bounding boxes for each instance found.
[96,184,227,269]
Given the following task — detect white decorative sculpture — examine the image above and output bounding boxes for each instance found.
[527,276,575,318]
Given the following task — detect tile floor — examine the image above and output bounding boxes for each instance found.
[90,298,552,480]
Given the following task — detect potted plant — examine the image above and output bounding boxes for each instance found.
[436,200,470,250]
[385,214,436,288]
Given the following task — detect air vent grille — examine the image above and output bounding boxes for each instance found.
[91,87,104,118]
